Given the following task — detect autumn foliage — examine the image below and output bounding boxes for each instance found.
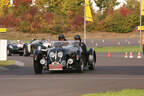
[14,0,32,6]
[0,0,141,33]
[119,7,131,17]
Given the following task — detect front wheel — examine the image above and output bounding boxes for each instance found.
[23,47,30,56]
[34,60,43,74]
[76,59,84,73]
[19,52,23,56]
[89,60,96,71]
[7,49,12,56]
[89,53,96,71]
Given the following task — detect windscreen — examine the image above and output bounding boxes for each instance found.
[51,41,80,48]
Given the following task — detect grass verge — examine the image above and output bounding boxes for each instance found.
[94,46,142,53]
[0,60,15,66]
[82,89,144,96]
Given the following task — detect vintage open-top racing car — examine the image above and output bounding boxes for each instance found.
[7,40,24,56]
[33,41,96,74]
[23,39,51,56]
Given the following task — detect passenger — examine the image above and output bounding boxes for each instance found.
[74,35,87,54]
[74,35,88,64]
[17,40,21,44]
[58,34,66,41]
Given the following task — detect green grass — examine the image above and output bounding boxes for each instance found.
[94,46,142,53]
[0,60,15,66]
[82,89,144,96]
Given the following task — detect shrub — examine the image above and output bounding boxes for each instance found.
[0,14,18,27]
[45,12,54,24]
[28,7,38,16]
[71,14,84,31]
[86,22,96,32]
[17,20,31,32]
[102,7,139,33]
[14,0,32,6]
[119,7,131,17]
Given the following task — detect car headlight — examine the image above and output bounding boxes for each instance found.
[43,43,51,47]
[9,45,13,49]
[49,52,55,58]
[17,44,23,48]
[89,55,93,61]
[58,52,63,58]
[37,46,41,50]
[68,58,73,64]
[40,58,46,65]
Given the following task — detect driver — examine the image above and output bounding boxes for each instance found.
[58,34,66,41]
[17,40,21,44]
[31,38,38,43]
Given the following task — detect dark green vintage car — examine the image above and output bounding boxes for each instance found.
[7,40,24,56]
[33,41,96,74]
[23,40,51,56]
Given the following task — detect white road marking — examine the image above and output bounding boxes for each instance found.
[15,61,24,67]
[0,77,144,80]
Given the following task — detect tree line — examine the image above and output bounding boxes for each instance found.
[0,0,142,33]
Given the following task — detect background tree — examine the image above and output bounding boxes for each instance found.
[0,0,10,16]
[94,0,119,12]
[124,0,139,11]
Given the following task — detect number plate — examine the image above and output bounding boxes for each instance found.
[49,62,63,71]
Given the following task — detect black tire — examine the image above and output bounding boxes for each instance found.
[76,59,84,73]
[34,60,43,74]
[19,52,23,56]
[89,52,96,71]
[7,49,12,56]
[89,60,96,70]
[23,47,30,56]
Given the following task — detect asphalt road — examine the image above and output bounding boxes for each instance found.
[0,53,144,96]
[86,38,140,47]
[10,38,140,47]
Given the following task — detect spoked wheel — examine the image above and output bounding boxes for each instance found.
[7,49,12,56]
[34,60,43,74]
[19,52,23,56]
[89,53,96,71]
[89,60,96,71]
[77,59,84,73]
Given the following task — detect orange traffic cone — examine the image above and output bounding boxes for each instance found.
[137,52,142,59]
[107,52,111,58]
[129,52,133,58]
[124,52,128,58]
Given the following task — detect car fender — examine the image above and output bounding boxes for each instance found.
[88,48,96,63]
[33,49,42,61]
[7,44,13,50]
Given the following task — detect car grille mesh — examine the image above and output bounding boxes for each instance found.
[50,51,61,62]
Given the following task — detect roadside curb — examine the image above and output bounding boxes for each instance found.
[0,60,24,72]
[0,67,8,72]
